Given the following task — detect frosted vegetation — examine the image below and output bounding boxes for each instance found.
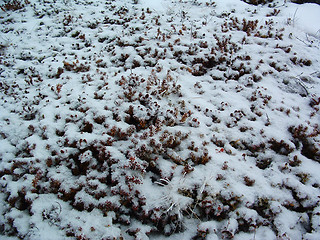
[0,0,320,239]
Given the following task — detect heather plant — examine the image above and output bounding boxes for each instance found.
[1,0,28,11]
[0,0,320,239]
[242,0,275,5]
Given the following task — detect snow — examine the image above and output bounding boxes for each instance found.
[139,0,168,11]
[283,3,320,37]
[1,0,320,239]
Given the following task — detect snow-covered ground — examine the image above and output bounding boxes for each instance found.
[0,0,320,239]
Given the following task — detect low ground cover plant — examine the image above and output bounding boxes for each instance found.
[0,0,320,239]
